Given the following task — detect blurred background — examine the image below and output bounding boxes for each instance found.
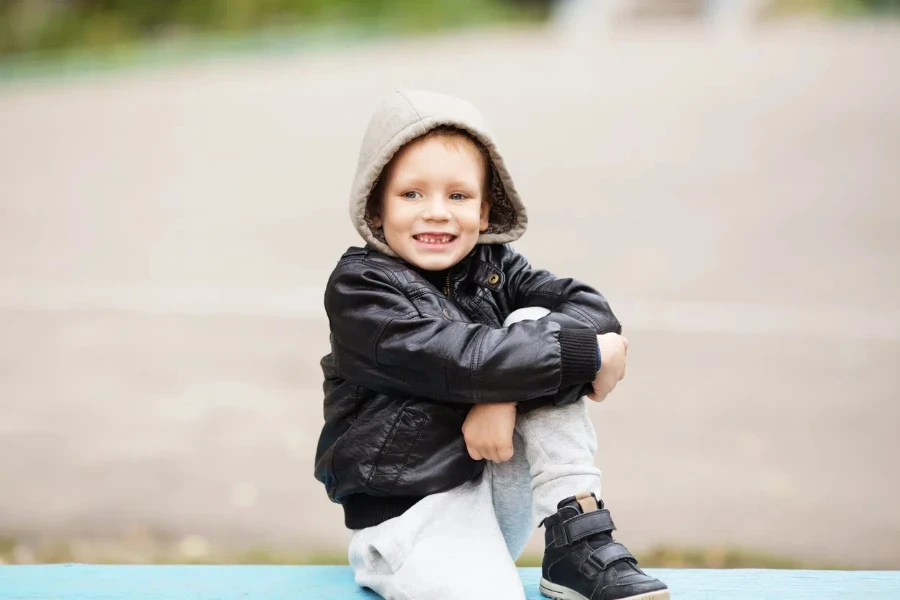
[1,0,899,570]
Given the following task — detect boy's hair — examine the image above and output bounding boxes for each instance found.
[366,126,494,224]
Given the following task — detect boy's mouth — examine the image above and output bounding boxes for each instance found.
[413,233,457,245]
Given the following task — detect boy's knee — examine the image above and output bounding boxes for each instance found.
[503,306,550,327]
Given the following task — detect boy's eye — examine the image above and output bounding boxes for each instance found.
[403,191,421,200]
[449,193,467,201]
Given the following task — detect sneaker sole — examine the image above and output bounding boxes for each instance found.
[540,578,670,600]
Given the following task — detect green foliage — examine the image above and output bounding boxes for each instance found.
[772,0,900,15]
[638,546,803,569]
[3,0,895,60]
[0,535,855,569]
[0,0,539,58]
[35,541,76,564]
[0,536,17,562]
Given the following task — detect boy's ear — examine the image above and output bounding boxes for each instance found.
[372,213,382,228]
[479,199,491,232]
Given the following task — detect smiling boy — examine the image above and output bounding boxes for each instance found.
[314,90,668,600]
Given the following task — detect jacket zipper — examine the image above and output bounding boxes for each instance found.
[443,270,452,299]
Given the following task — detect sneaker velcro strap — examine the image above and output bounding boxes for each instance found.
[589,542,636,569]
[552,509,616,547]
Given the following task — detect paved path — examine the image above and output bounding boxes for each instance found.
[1,22,898,567]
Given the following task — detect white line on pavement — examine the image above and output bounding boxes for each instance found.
[1,282,898,341]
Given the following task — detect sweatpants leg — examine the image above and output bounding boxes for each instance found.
[486,429,533,559]
[348,474,526,600]
[488,399,602,557]
[518,399,601,523]
[501,307,603,525]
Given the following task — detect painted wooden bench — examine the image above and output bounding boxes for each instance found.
[1,565,898,599]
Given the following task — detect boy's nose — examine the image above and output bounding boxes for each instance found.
[423,197,451,221]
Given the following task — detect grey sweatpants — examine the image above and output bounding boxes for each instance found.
[348,308,602,600]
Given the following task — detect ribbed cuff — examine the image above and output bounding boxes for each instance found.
[342,494,423,530]
[558,328,600,389]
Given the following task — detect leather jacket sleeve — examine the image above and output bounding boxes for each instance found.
[503,250,622,336]
[325,258,599,404]
[501,248,621,411]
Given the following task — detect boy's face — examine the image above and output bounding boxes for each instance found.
[373,134,490,272]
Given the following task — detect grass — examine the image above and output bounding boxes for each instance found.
[0,534,852,569]
[519,547,849,570]
[770,0,900,15]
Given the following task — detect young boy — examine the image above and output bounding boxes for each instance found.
[315,90,668,600]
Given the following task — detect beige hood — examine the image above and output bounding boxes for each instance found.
[349,90,528,257]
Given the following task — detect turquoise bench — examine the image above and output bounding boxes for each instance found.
[1,565,898,599]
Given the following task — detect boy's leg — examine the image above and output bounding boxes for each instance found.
[486,429,534,560]
[517,399,601,523]
[503,306,602,524]
[519,399,669,600]
[348,474,526,600]
[503,308,669,600]
[486,401,600,557]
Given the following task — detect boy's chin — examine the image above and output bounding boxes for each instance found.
[408,255,457,271]
[394,238,478,271]
[402,250,463,272]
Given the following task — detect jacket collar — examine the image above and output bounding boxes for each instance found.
[364,244,505,291]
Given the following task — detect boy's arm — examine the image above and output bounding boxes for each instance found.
[325,258,599,404]
[501,248,622,335]
[499,247,622,411]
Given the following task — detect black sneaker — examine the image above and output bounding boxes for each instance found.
[539,493,669,600]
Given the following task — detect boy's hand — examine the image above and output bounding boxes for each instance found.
[587,333,628,402]
[462,403,517,463]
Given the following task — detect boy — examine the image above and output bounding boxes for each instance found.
[315,90,668,600]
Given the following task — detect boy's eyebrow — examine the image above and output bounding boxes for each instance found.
[388,175,427,187]
[389,176,480,189]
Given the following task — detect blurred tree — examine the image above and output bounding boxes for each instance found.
[0,0,896,58]
[1,0,546,57]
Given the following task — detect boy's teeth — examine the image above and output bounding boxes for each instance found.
[418,234,452,243]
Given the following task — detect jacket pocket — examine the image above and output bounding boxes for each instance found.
[365,407,428,493]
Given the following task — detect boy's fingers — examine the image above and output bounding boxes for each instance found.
[621,336,629,353]
[467,445,483,461]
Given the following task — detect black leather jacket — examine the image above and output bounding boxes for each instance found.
[314,244,621,529]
